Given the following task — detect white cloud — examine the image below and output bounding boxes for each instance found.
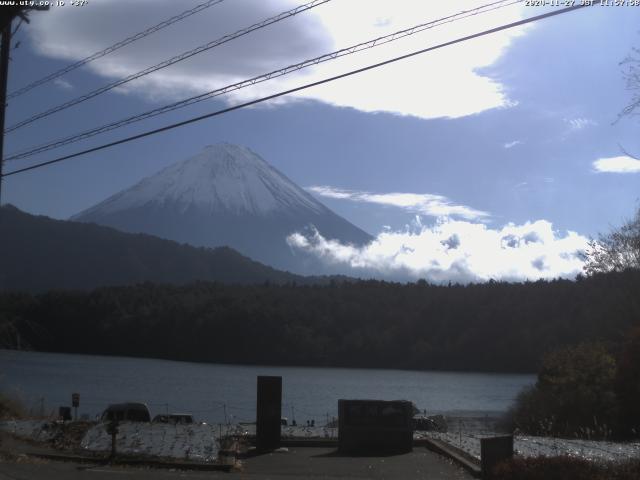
[503,140,521,149]
[593,156,640,173]
[308,186,489,220]
[565,117,597,132]
[26,0,531,119]
[287,218,588,283]
[53,78,73,90]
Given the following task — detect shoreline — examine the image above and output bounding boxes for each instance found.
[0,348,539,376]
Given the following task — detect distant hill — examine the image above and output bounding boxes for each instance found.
[71,143,372,274]
[0,205,312,292]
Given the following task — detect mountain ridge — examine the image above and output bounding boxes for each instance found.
[0,204,340,292]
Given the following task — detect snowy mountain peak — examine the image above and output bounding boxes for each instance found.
[71,143,372,273]
[74,143,326,217]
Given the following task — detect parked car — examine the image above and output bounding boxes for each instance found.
[152,413,194,424]
[101,403,151,422]
[412,414,447,432]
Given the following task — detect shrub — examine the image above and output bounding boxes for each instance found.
[492,456,640,480]
[506,386,558,436]
[0,391,26,420]
[615,327,640,437]
[511,343,617,438]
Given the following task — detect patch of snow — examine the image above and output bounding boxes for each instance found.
[421,431,640,463]
[0,420,58,442]
[80,422,219,462]
[0,420,219,462]
[233,423,337,439]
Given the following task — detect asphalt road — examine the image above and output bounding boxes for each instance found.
[0,447,473,479]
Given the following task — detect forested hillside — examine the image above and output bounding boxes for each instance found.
[2,270,639,373]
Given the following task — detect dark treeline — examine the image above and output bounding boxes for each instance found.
[2,270,639,373]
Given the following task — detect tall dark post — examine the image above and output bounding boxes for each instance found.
[106,420,119,460]
[256,375,282,451]
[72,393,80,421]
[0,21,10,203]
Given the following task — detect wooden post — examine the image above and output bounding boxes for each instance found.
[106,420,119,459]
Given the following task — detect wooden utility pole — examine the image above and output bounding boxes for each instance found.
[0,21,10,203]
[0,5,48,203]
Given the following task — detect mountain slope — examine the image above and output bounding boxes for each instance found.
[72,143,372,273]
[0,205,310,292]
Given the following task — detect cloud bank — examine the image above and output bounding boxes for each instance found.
[287,218,588,283]
[27,0,529,119]
[308,186,489,220]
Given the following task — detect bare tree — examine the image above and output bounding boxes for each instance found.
[619,45,640,121]
[584,207,640,275]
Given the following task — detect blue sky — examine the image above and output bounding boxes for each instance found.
[2,0,640,281]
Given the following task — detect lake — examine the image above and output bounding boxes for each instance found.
[1,350,534,424]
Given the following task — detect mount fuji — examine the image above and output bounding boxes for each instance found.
[72,143,372,273]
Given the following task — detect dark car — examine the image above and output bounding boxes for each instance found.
[152,413,194,424]
[101,403,151,422]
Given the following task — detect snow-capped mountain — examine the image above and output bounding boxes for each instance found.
[72,143,371,273]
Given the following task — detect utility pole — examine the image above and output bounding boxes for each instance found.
[0,21,10,203]
[0,5,48,203]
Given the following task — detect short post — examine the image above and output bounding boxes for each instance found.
[256,376,282,451]
[480,435,513,479]
[71,393,80,421]
[106,420,119,460]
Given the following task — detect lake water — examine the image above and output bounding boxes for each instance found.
[1,350,534,425]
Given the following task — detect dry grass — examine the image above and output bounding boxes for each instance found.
[492,456,640,480]
[0,391,26,420]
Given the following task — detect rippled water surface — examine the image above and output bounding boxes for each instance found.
[2,350,534,424]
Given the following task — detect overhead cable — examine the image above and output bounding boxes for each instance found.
[2,3,594,178]
[4,0,332,133]
[7,0,227,99]
[5,0,521,162]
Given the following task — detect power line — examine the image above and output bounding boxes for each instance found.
[7,0,226,100]
[4,0,332,134]
[5,0,522,162]
[1,3,594,179]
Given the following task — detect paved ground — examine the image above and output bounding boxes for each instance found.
[0,447,473,479]
[241,446,473,479]
[0,430,473,479]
